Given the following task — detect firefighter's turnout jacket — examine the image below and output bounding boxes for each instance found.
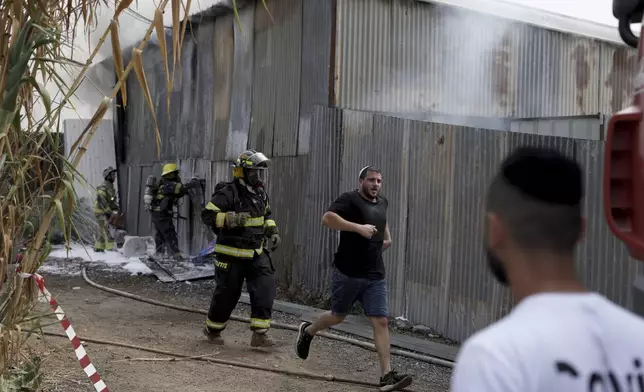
[150,177,198,256]
[93,180,119,251]
[202,180,276,260]
[151,178,193,215]
[201,180,278,333]
[94,180,119,217]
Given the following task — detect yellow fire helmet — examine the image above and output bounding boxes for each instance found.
[161,163,180,177]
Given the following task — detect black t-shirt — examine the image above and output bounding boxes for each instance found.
[327,190,388,280]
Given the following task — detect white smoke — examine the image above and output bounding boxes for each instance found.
[348,0,515,119]
[31,0,225,124]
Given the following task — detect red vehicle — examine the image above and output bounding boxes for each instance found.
[606,0,644,313]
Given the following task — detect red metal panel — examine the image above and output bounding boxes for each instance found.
[604,25,644,261]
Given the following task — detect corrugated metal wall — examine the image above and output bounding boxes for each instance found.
[63,119,117,205]
[334,0,636,118]
[509,115,605,140]
[302,106,641,342]
[112,0,642,343]
[116,0,333,254]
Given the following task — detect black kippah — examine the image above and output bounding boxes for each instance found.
[500,146,583,206]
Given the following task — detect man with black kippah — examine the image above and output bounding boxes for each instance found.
[451,146,644,392]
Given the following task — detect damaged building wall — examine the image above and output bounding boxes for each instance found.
[105,0,640,342]
[333,0,636,118]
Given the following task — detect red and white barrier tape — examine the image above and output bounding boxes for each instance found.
[20,272,109,392]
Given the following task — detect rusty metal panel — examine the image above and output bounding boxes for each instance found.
[298,0,334,155]
[182,159,211,256]
[599,42,637,115]
[301,105,343,295]
[63,119,117,204]
[334,0,625,118]
[335,0,515,116]
[405,121,455,337]
[264,156,310,288]
[338,110,373,191]
[446,128,508,341]
[335,0,391,112]
[212,15,235,161]
[510,116,603,140]
[123,42,176,164]
[505,131,577,158]
[513,26,600,117]
[178,33,199,160]
[272,0,302,157]
[248,0,302,157]
[248,1,277,155]
[227,5,255,160]
[194,21,217,161]
[371,115,410,317]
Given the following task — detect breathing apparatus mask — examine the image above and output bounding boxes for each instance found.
[234,150,270,189]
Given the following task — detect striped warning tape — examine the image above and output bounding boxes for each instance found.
[20,272,109,392]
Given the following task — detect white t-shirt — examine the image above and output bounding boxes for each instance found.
[450,292,644,392]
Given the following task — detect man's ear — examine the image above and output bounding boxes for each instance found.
[486,212,506,249]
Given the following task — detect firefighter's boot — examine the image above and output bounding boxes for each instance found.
[203,327,224,345]
[250,330,276,347]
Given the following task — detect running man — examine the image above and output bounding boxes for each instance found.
[451,146,644,391]
[295,166,412,392]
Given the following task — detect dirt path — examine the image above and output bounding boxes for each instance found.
[28,270,451,392]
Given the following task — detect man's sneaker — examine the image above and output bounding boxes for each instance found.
[379,370,412,392]
[295,321,314,359]
[202,327,224,345]
[250,331,276,347]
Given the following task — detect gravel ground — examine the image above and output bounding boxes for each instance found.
[83,266,454,389]
[31,257,454,391]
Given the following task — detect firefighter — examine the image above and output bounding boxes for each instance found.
[150,163,200,260]
[201,149,281,347]
[93,166,119,252]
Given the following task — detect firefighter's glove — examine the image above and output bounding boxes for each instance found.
[269,233,281,251]
[264,224,278,237]
[225,212,250,228]
[108,211,120,225]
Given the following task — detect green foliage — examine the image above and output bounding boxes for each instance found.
[0,355,42,392]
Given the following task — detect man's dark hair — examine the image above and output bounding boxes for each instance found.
[486,147,584,253]
[359,166,381,180]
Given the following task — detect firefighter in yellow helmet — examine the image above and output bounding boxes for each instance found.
[201,149,281,347]
[150,163,200,260]
[93,166,119,252]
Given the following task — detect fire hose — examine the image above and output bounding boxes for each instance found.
[80,266,455,369]
[42,331,404,390]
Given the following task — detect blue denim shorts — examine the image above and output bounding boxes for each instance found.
[331,268,389,317]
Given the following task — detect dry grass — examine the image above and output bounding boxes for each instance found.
[0,0,256,384]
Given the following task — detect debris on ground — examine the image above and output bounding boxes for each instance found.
[40,243,154,277]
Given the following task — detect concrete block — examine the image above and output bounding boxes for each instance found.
[122,236,152,257]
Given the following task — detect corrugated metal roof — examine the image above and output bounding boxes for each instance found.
[420,0,626,45]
